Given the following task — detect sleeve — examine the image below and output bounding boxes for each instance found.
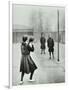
[28,44,34,52]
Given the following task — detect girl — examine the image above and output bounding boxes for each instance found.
[20,36,37,83]
[20,36,29,83]
[40,32,46,54]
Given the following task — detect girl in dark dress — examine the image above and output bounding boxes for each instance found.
[40,32,46,54]
[20,36,37,83]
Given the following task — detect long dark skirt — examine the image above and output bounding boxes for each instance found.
[20,54,37,74]
[40,44,46,49]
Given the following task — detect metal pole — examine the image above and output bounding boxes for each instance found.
[57,10,59,61]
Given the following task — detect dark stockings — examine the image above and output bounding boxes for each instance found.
[49,52,51,59]
[21,72,24,81]
[52,52,54,59]
[49,51,54,59]
[30,71,34,80]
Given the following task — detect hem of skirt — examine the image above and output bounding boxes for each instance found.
[20,67,37,73]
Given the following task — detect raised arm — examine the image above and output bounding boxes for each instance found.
[28,44,34,52]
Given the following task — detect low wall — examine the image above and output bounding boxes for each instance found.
[12,31,65,44]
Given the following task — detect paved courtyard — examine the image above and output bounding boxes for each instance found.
[12,41,65,86]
